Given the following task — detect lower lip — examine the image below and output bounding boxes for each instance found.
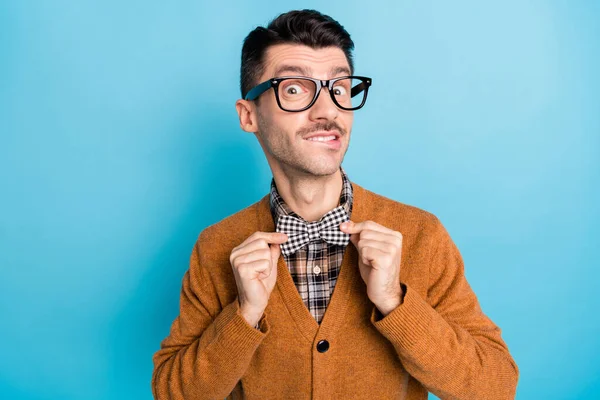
[304,138,342,150]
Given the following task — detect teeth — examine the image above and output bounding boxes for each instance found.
[306,135,336,142]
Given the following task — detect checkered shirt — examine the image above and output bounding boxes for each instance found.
[269,166,353,325]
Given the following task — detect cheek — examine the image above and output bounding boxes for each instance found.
[256,105,277,135]
[257,114,295,148]
[264,115,306,141]
[342,113,354,132]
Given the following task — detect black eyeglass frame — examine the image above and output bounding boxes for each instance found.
[244,75,373,112]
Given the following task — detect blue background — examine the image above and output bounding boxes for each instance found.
[1,1,598,399]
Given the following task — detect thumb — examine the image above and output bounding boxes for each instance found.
[270,242,282,268]
[341,221,360,247]
[348,232,359,248]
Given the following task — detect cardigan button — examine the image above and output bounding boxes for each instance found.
[316,340,330,353]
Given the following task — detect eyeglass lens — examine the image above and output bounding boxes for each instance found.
[277,78,366,111]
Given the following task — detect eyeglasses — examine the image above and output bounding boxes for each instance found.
[244,75,372,112]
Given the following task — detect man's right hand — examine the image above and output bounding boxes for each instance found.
[229,232,288,327]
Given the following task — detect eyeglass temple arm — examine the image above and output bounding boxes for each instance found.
[351,81,369,98]
[245,80,273,101]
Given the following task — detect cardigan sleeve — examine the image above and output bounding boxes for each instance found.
[370,216,519,400]
[151,231,269,400]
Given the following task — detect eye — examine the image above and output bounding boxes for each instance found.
[285,84,304,95]
[333,85,348,96]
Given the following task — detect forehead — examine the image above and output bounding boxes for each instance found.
[261,44,351,80]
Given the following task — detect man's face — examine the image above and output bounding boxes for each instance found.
[252,44,354,177]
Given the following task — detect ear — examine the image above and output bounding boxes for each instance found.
[235,99,259,133]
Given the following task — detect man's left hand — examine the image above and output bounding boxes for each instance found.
[340,220,404,316]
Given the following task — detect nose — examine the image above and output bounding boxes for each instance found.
[307,82,339,121]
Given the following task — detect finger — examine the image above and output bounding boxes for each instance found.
[357,238,394,255]
[263,232,289,244]
[231,239,266,262]
[232,233,288,259]
[360,246,391,270]
[340,220,396,235]
[239,231,288,248]
[235,248,272,266]
[233,238,269,259]
[358,229,402,246]
[238,259,271,280]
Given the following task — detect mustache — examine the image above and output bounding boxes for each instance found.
[297,122,346,137]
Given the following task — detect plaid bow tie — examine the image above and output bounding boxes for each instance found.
[276,205,351,256]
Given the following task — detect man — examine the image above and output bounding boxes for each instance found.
[152,9,518,400]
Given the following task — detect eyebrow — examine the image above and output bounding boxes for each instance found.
[272,64,351,78]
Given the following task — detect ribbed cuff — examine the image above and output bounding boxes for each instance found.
[212,299,270,356]
[254,312,268,331]
[370,284,433,349]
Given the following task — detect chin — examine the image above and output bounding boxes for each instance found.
[301,162,341,177]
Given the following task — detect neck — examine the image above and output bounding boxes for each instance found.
[272,166,343,222]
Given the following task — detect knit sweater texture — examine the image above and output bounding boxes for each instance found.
[152,181,519,399]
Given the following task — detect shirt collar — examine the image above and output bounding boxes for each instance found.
[269,166,354,225]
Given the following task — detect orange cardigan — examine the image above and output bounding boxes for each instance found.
[152,182,518,399]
